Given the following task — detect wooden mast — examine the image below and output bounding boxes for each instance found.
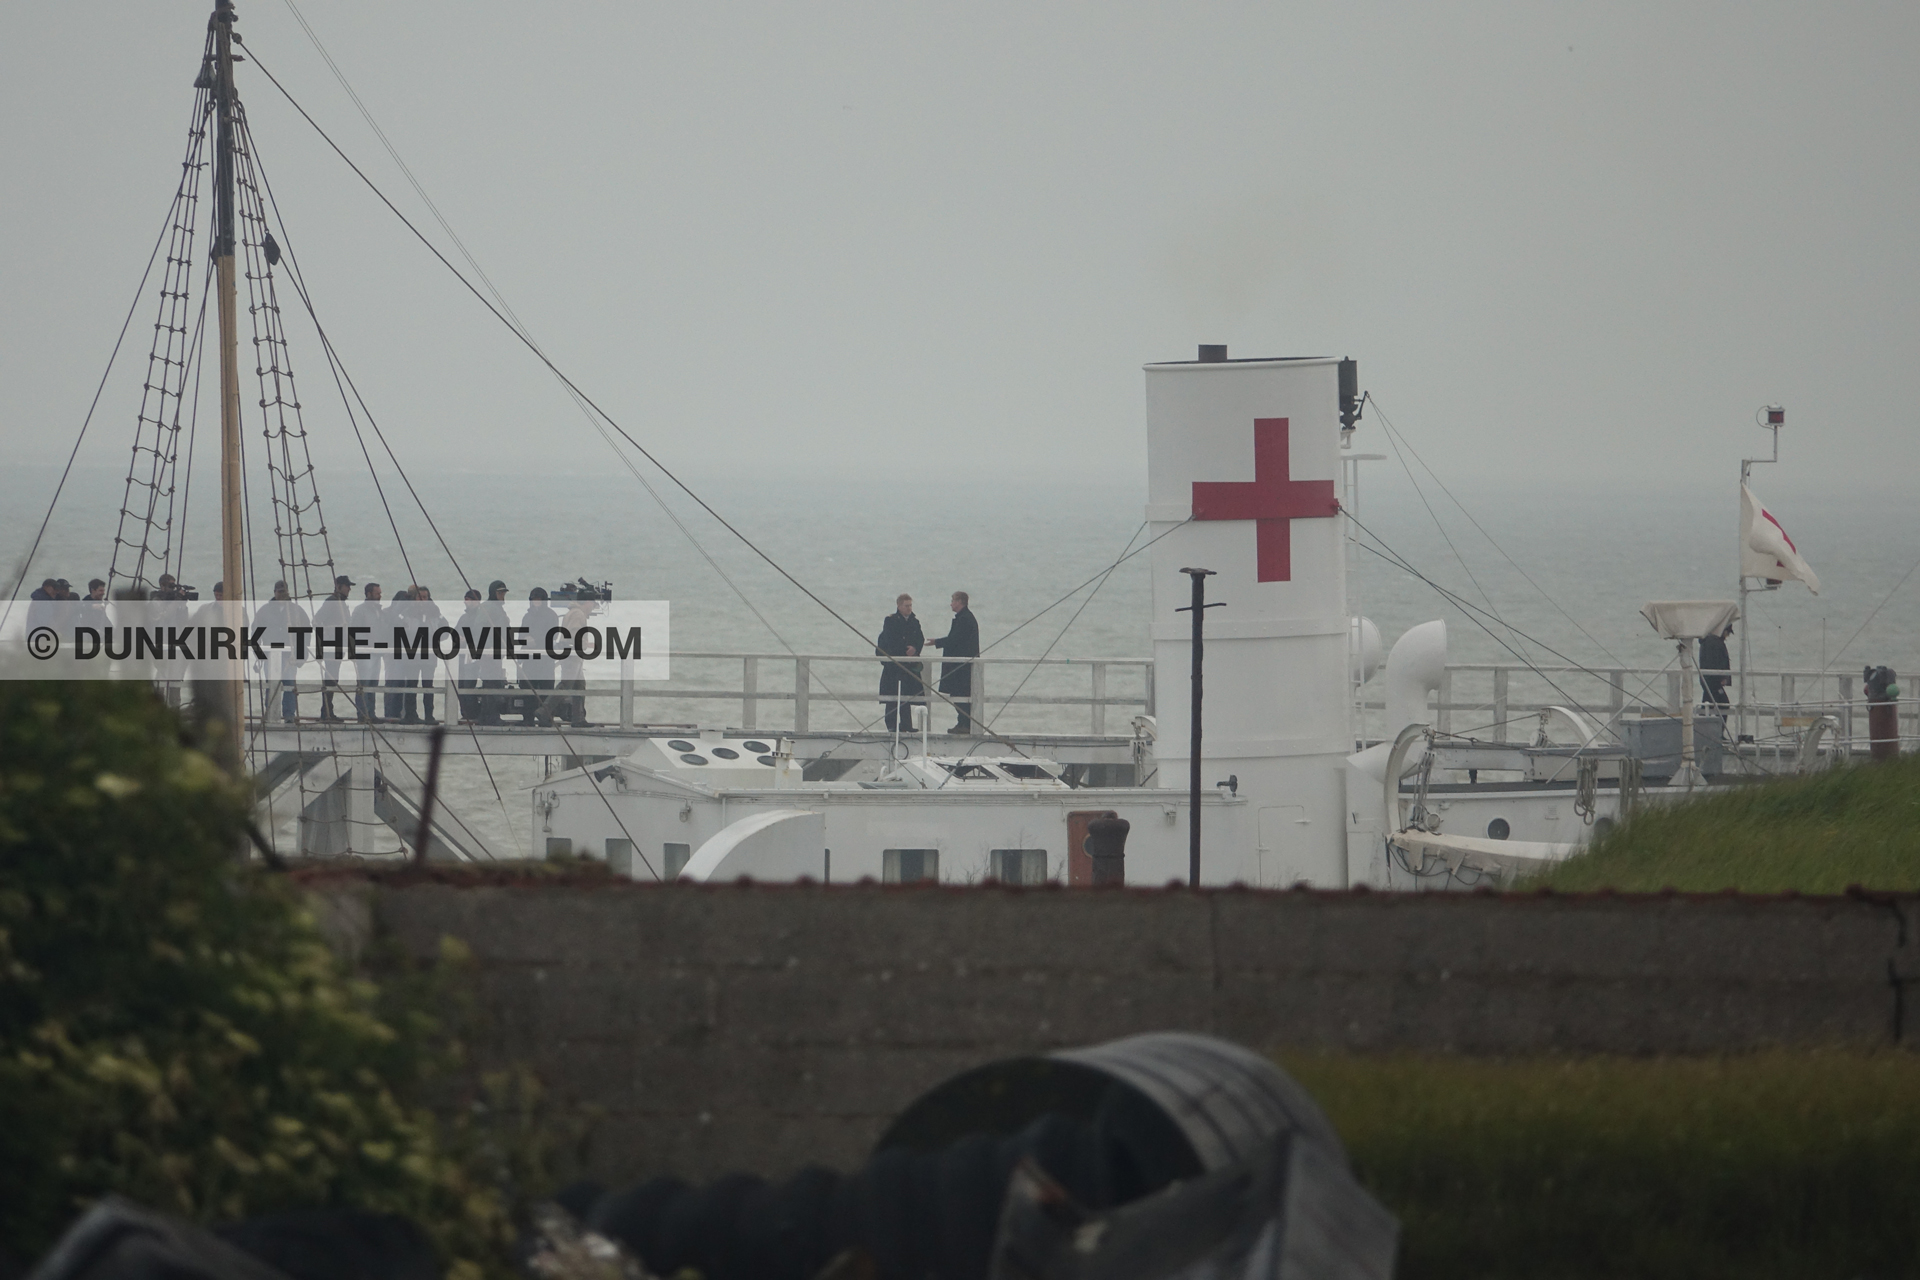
[211,0,246,771]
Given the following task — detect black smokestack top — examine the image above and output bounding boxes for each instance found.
[1197,344,1228,363]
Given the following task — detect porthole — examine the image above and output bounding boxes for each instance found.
[667,739,696,752]
[679,753,708,766]
[1486,818,1511,841]
[1593,817,1616,839]
[711,747,741,760]
[742,740,772,753]
[757,755,777,767]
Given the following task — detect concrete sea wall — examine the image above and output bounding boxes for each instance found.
[311,877,1917,1185]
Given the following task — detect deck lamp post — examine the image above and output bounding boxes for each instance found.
[1177,568,1222,887]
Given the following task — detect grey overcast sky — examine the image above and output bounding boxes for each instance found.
[2,1,1916,491]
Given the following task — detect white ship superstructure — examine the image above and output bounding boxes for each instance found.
[518,349,1714,890]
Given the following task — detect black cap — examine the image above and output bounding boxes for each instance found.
[335,574,354,586]
[465,588,483,601]
[488,579,507,594]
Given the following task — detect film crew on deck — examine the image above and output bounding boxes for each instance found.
[520,588,559,713]
[186,580,226,626]
[1698,622,1733,709]
[313,574,353,722]
[383,589,416,721]
[350,581,385,722]
[541,594,599,727]
[454,588,483,721]
[41,581,81,652]
[254,580,308,721]
[407,586,446,724]
[82,579,107,624]
[150,574,192,706]
[930,590,979,734]
[472,580,512,725]
[25,579,58,638]
[876,593,925,733]
[185,582,230,732]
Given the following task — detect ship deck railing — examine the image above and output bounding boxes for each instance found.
[1373,662,1916,758]
[203,653,1917,755]
[233,651,1156,737]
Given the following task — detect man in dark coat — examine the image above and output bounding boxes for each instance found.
[875,593,924,733]
[519,587,560,724]
[1698,622,1733,708]
[475,580,512,725]
[931,590,980,734]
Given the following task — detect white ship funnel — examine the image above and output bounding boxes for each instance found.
[1144,348,1355,885]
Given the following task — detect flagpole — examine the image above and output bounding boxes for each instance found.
[1738,408,1783,749]
[1736,567,1749,745]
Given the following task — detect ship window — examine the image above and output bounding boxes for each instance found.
[941,763,997,780]
[1486,818,1510,841]
[999,763,1053,781]
[667,739,697,752]
[742,740,772,753]
[545,837,573,859]
[680,753,708,765]
[605,838,634,876]
[757,755,777,767]
[989,848,1049,885]
[664,842,692,879]
[1593,817,1616,839]
[711,747,740,760]
[883,848,939,883]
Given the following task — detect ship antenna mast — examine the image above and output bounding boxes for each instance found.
[210,0,246,769]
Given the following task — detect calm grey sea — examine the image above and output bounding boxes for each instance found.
[8,462,1916,855]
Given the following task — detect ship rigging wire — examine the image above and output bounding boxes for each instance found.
[242,46,932,664]
[0,176,203,629]
[981,521,1145,737]
[1347,510,1646,729]
[243,116,467,592]
[1820,547,1920,674]
[256,12,882,730]
[1371,404,1533,664]
[241,39,1065,756]
[174,265,215,582]
[1349,520,1729,773]
[1365,396,1628,669]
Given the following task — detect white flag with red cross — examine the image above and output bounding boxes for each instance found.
[1741,484,1819,593]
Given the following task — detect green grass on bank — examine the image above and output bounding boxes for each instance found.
[1531,754,1920,893]
[1284,1050,1920,1280]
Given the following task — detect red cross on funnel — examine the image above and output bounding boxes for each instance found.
[1190,418,1338,583]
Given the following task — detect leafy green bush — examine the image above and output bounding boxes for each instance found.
[0,681,528,1273]
[1285,1050,1920,1280]
[1536,754,1920,893]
